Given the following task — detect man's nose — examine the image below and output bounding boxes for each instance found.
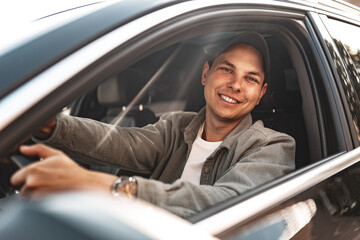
[227,76,243,92]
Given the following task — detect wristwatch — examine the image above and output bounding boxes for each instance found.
[111,176,138,198]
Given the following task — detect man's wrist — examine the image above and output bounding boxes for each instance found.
[33,117,57,140]
[111,176,138,198]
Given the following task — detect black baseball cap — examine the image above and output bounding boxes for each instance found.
[204,31,270,81]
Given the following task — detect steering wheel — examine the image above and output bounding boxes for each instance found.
[0,151,39,198]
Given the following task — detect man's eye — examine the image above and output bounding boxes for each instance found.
[220,67,231,73]
[248,77,259,83]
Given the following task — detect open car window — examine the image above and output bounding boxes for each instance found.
[66,17,322,189]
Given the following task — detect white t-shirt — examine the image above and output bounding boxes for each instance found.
[180,123,222,184]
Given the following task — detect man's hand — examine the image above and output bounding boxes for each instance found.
[10,144,117,199]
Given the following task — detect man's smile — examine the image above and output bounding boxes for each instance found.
[219,94,240,104]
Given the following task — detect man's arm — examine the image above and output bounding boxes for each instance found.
[33,117,57,140]
[36,114,167,174]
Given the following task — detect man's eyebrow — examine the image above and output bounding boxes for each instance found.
[248,71,262,77]
[220,60,236,69]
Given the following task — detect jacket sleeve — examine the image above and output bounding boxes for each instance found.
[42,114,171,175]
[135,133,295,218]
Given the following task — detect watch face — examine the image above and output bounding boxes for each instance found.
[118,176,137,198]
[126,181,138,197]
[112,176,137,197]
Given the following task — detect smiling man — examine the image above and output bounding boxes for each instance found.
[11,32,295,218]
[201,42,268,142]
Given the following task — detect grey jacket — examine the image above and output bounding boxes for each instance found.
[43,108,295,217]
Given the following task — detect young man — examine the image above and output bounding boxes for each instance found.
[11,32,295,218]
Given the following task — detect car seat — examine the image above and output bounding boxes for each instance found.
[89,69,158,177]
[252,37,310,169]
[97,69,158,127]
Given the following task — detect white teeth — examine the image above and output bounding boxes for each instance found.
[220,95,238,104]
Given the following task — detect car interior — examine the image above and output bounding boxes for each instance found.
[68,25,322,176]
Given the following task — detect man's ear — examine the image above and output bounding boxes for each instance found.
[201,62,210,86]
[256,83,268,105]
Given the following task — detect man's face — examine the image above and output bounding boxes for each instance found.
[201,44,268,124]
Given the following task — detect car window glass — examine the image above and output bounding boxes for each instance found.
[326,19,360,71]
[325,18,360,141]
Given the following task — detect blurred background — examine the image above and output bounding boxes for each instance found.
[0,0,358,47]
[345,0,360,7]
[0,0,359,29]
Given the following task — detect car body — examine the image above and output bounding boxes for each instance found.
[1,0,360,239]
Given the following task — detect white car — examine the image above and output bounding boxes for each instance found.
[1,0,360,239]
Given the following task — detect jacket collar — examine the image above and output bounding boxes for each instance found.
[184,108,206,146]
[184,107,253,149]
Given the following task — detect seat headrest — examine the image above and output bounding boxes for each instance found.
[97,76,126,106]
[255,67,301,112]
[97,70,148,107]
